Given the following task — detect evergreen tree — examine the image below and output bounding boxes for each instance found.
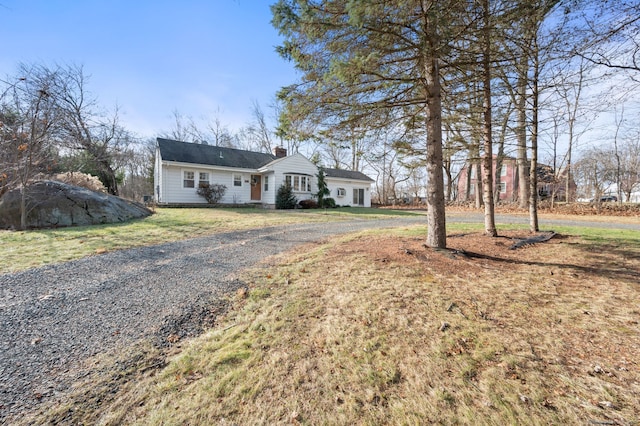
[315,167,330,208]
[276,183,298,209]
[271,0,476,247]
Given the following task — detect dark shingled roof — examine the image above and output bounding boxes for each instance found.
[157,138,276,169]
[158,138,374,182]
[325,168,374,182]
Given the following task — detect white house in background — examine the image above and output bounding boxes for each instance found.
[600,184,640,203]
[154,138,374,207]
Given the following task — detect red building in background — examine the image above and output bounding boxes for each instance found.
[457,157,576,202]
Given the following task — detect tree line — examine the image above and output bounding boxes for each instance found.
[2,1,639,243]
[269,0,640,248]
[0,64,289,229]
[1,64,132,196]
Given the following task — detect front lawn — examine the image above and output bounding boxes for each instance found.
[0,207,417,274]
[27,223,640,425]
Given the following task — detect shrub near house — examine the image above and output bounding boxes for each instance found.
[196,183,227,204]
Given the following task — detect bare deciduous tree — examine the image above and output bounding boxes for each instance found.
[1,64,61,228]
[619,133,640,202]
[573,147,615,209]
[244,100,275,153]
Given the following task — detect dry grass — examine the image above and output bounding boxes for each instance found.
[28,225,640,425]
[443,201,640,217]
[0,207,415,273]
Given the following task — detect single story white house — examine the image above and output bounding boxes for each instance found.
[154,138,374,207]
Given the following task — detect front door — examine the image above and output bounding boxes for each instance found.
[250,175,261,201]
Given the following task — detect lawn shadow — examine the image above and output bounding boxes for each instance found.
[454,242,640,285]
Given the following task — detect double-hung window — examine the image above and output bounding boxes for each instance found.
[183,171,195,188]
[233,174,242,187]
[264,176,269,191]
[199,172,209,187]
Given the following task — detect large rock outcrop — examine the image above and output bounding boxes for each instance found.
[0,181,152,229]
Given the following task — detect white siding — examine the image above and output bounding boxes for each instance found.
[326,178,372,207]
[261,172,276,205]
[261,154,318,205]
[155,152,373,207]
[162,166,199,203]
[223,171,252,204]
[154,147,162,202]
[159,163,256,204]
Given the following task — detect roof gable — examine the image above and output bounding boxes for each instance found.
[157,138,276,169]
[259,152,317,172]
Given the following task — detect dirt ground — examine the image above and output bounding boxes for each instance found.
[333,229,573,274]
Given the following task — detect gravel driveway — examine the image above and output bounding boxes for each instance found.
[0,217,423,421]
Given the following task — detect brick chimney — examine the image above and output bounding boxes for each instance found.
[273,146,287,158]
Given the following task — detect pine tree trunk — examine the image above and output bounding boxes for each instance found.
[565,148,572,202]
[493,105,509,205]
[529,20,541,232]
[424,55,446,249]
[516,69,530,209]
[481,0,497,237]
[475,162,483,208]
[464,162,471,201]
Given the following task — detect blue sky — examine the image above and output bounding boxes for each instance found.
[0,0,298,138]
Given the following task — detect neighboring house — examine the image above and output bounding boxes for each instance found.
[600,184,640,203]
[154,138,374,207]
[457,157,576,202]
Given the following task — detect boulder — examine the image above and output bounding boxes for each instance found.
[0,180,152,229]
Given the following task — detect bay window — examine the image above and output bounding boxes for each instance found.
[284,174,311,192]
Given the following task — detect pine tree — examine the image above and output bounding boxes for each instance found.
[271,0,466,247]
[315,167,330,208]
[276,183,298,209]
